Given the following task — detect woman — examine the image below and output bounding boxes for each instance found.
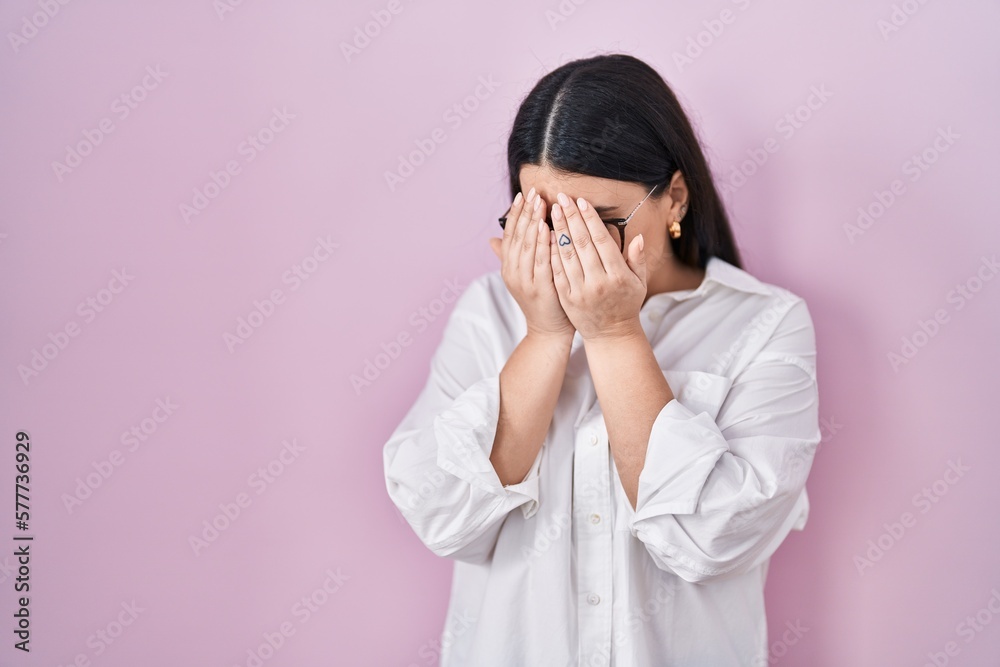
[382,53,820,667]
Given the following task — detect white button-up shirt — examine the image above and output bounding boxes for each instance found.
[382,256,821,666]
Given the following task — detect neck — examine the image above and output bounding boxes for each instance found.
[642,255,706,307]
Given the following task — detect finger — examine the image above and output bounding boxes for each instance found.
[500,192,521,254]
[550,228,571,297]
[501,187,533,261]
[518,195,544,283]
[513,191,542,273]
[550,198,585,287]
[575,195,622,274]
[533,218,552,285]
[557,193,610,277]
[626,233,647,288]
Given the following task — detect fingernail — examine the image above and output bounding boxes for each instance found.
[552,203,562,219]
[514,192,523,205]
[527,187,536,200]
[577,197,588,211]
[557,192,570,207]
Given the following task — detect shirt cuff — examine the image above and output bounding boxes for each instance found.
[435,372,542,520]
[631,397,730,525]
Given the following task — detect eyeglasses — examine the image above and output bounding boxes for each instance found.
[499,183,660,254]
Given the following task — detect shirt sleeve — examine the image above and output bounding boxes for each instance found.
[382,282,543,565]
[626,296,821,584]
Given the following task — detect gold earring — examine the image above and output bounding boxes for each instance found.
[668,205,686,239]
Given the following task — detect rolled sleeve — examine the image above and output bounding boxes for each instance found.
[626,298,821,584]
[383,288,543,564]
[435,372,542,520]
[632,399,730,519]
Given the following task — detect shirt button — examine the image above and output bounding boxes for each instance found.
[587,593,601,605]
[589,432,598,446]
[590,513,601,524]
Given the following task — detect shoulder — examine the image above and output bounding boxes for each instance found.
[709,257,817,370]
[448,269,518,332]
[710,256,813,326]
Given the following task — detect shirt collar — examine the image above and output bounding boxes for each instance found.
[643,255,772,306]
[567,256,772,351]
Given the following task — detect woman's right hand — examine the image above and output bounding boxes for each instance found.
[489,189,576,341]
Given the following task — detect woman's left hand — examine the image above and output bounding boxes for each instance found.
[549,192,648,342]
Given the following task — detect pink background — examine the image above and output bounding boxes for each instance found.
[2,1,998,665]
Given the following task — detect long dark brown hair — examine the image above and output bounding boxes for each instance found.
[505,53,742,270]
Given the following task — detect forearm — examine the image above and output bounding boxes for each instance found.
[490,331,573,486]
[584,320,675,510]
